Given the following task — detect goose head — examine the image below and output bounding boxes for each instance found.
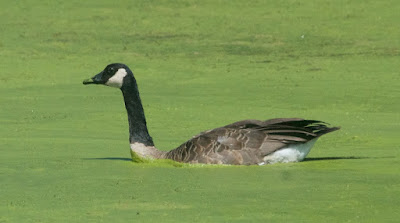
[83,63,134,89]
[83,63,156,150]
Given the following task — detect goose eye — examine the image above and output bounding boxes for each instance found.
[107,67,115,74]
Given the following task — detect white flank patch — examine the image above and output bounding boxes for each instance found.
[263,139,317,164]
[106,68,127,88]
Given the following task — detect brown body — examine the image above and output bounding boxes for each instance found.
[160,118,339,165]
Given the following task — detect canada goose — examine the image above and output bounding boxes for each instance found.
[83,63,340,165]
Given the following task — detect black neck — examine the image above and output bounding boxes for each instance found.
[120,79,154,146]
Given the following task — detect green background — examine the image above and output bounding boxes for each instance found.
[1,0,399,222]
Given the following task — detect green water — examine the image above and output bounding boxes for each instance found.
[1,0,399,222]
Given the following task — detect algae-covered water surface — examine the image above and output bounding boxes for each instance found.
[1,0,399,222]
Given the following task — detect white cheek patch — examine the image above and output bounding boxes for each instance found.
[106,68,127,88]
